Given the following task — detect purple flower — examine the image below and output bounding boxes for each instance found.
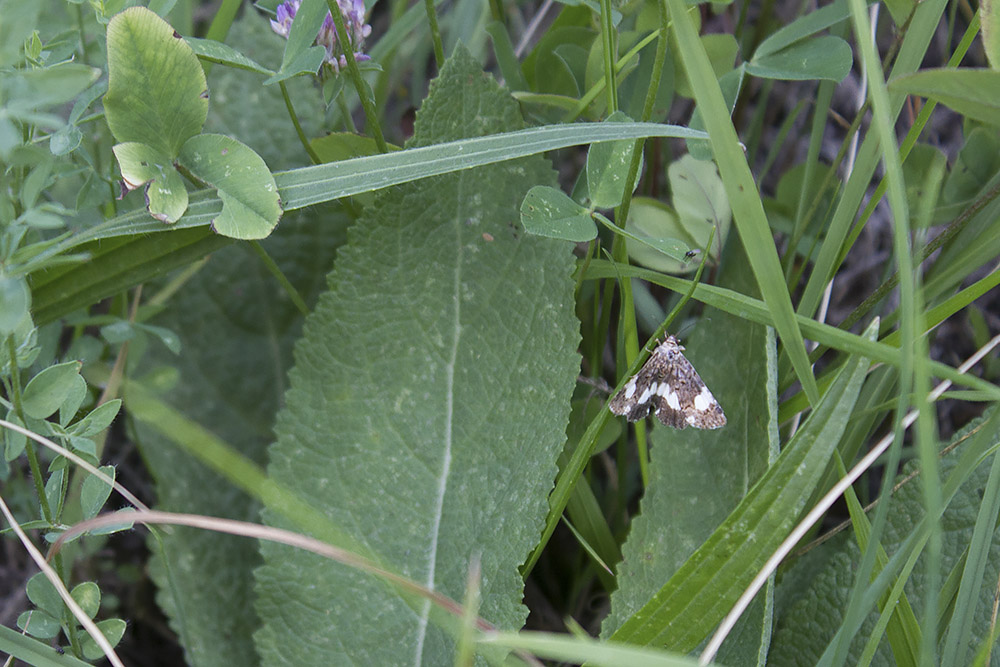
[269,0,299,38]
[270,0,372,73]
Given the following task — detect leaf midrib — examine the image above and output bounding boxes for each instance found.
[413,192,464,665]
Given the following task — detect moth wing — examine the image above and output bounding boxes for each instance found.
[609,359,664,422]
[615,396,654,422]
[654,356,726,429]
[651,398,690,429]
[685,402,727,429]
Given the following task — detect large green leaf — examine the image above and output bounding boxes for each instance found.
[608,319,876,651]
[253,47,580,664]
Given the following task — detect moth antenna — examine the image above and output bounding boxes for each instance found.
[673,322,697,341]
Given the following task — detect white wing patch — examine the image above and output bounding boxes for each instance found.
[623,377,637,399]
[663,387,680,410]
[693,386,714,412]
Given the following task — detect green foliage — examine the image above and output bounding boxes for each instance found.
[254,46,580,663]
[985,0,1000,71]
[521,185,597,240]
[177,133,282,238]
[587,112,641,208]
[0,275,31,334]
[890,68,1000,127]
[80,465,114,519]
[16,573,126,657]
[771,413,1000,665]
[21,361,82,420]
[104,7,282,236]
[745,35,853,81]
[129,14,338,666]
[1,0,999,664]
[79,620,126,660]
[104,7,209,157]
[621,156,732,272]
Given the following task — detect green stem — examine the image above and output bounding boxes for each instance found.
[75,4,90,63]
[6,337,53,522]
[279,81,322,165]
[424,0,445,68]
[598,0,618,114]
[563,29,659,122]
[372,0,410,124]
[6,336,68,612]
[487,0,504,21]
[593,211,690,261]
[325,0,388,153]
[616,0,671,489]
[613,0,670,268]
[337,92,358,133]
[248,241,311,316]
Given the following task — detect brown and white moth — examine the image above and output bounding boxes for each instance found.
[609,335,726,430]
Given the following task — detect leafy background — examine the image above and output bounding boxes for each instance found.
[2,0,1000,664]
[771,414,1000,664]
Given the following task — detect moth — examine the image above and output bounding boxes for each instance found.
[609,335,727,429]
